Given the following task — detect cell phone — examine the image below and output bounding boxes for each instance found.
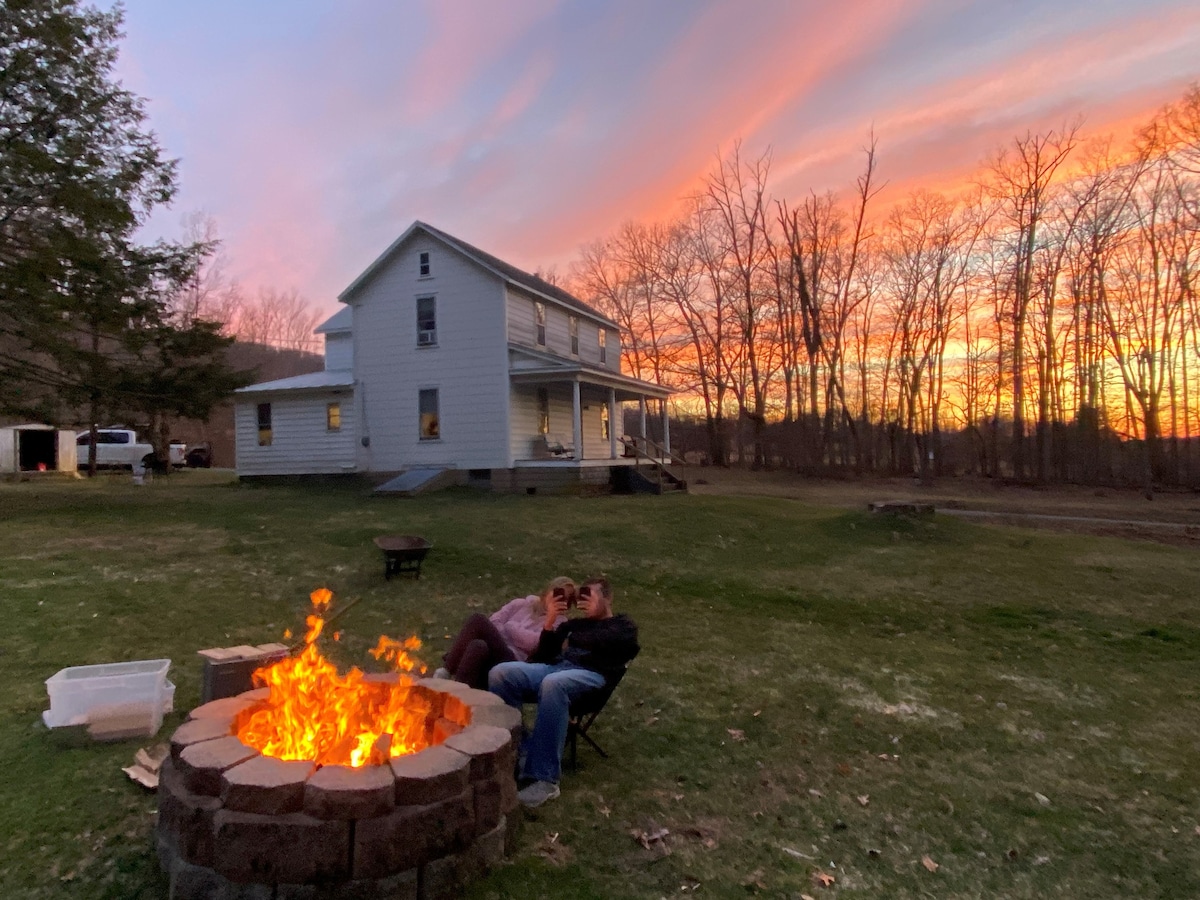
[552,587,566,602]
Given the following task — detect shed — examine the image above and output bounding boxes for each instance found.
[0,424,79,474]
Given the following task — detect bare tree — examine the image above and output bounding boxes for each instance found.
[982,124,1081,478]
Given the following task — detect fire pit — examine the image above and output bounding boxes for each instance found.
[156,589,522,899]
[157,678,521,898]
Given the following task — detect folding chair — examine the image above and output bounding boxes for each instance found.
[565,654,637,769]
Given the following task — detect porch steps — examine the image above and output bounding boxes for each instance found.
[610,465,687,495]
[373,467,457,497]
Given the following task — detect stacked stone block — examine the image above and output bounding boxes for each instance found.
[156,678,522,900]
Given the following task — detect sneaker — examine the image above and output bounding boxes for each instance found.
[517,780,560,808]
[432,667,451,680]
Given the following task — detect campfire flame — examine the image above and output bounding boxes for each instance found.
[237,588,431,767]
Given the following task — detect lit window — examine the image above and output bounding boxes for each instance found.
[599,329,607,364]
[419,389,440,440]
[417,296,437,346]
[419,251,431,277]
[600,403,610,440]
[326,402,341,431]
[535,302,546,346]
[257,403,272,446]
[537,388,549,434]
[569,316,579,355]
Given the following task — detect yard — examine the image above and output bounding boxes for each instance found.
[1,472,1198,898]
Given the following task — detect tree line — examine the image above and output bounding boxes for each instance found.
[0,2,325,472]
[568,87,1200,488]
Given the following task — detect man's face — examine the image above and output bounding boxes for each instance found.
[577,584,608,619]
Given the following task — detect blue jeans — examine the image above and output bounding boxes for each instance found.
[488,661,606,783]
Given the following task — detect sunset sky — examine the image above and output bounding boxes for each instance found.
[112,0,1200,321]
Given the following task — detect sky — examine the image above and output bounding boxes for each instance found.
[110,0,1200,322]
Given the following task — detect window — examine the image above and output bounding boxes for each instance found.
[257,403,273,446]
[418,251,431,277]
[419,389,440,440]
[569,316,579,355]
[535,302,546,346]
[326,402,341,431]
[600,403,610,440]
[417,296,437,346]
[599,328,607,364]
[537,388,549,434]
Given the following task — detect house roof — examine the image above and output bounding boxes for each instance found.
[507,344,671,400]
[235,370,355,395]
[314,306,353,335]
[338,221,619,329]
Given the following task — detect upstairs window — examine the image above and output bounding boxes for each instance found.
[535,302,546,346]
[417,296,437,346]
[326,402,341,431]
[569,316,579,355]
[418,251,431,277]
[419,388,440,440]
[537,388,549,434]
[257,403,273,446]
[599,328,607,364]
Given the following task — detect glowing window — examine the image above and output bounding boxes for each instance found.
[419,389,440,440]
[326,402,341,431]
[537,388,549,434]
[257,403,272,446]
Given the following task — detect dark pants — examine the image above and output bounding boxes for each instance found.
[443,613,518,689]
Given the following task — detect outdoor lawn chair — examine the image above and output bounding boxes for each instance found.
[565,653,637,769]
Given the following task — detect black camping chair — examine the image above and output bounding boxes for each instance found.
[566,653,637,769]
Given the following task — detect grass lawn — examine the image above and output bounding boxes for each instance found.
[1,472,1198,899]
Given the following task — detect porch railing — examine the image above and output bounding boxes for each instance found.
[619,436,686,490]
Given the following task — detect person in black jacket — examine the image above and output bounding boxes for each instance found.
[489,576,639,807]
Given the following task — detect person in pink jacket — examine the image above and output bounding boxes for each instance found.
[433,577,575,689]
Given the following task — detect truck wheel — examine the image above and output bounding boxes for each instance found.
[141,453,159,473]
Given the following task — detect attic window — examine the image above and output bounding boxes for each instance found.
[535,302,546,346]
[419,251,431,278]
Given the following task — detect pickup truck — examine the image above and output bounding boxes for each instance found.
[76,429,186,470]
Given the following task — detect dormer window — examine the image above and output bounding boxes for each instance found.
[569,316,579,355]
[535,302,546,346]
[417,296,437,346]
[419,251,431,278]
[599,329,607,364]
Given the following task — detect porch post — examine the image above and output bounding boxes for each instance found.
[608,388,618,459]
[572,380,583,460]
[661,399,671,456]
[639,397,647,446]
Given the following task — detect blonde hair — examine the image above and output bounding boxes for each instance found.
[538,576,577,610]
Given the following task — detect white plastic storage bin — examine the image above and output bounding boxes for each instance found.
[43,659,173,737]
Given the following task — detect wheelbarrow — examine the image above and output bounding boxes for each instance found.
[374,535,432,579]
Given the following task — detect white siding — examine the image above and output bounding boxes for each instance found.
[507,289,537,347]
[352,234,510,470]
[506,289,621,373]
[0,429,12,473]
[235,391,357,475]
[508,385,611,460]
[324,332,353,371]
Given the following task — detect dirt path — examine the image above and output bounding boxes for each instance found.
[685,468,1200,546]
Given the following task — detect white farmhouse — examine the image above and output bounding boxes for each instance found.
[234,222,679,493]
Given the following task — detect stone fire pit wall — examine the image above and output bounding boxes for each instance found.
[156,677,523,900]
